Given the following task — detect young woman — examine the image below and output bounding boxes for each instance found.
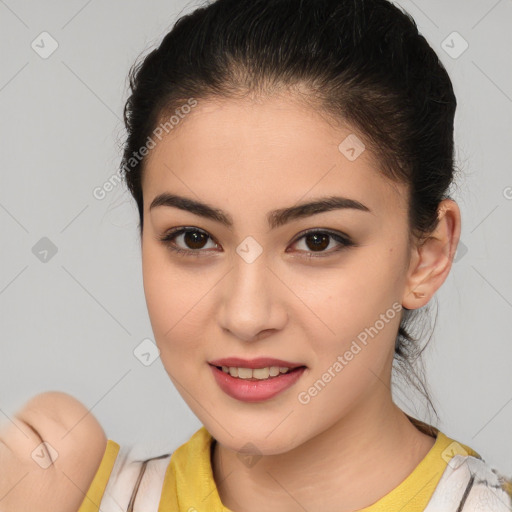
[1,0,510,511]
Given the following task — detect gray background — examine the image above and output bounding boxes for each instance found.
[1,0,511,474]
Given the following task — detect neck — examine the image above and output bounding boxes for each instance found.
[211,392,436,512]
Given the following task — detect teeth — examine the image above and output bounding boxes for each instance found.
[220,365,292,379]
[269,366,280,377]
[238,367,252,379]
[252,367,269,379]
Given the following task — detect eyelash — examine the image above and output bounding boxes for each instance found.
[157,227,356,258]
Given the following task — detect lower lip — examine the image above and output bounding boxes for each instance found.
[209,364,307,402]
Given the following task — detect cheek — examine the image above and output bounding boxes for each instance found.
[142,246,173,332]
[142,244,191,343]
[295,277,402,419]
[295,244,405,382]
[141,243,215,366]
[304,248,404,334]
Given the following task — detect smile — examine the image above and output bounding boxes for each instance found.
[208,362,307,402]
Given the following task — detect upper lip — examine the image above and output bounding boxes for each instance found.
[208,357,306,369]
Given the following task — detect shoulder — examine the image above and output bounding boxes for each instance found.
[0,391,108,512]
[425,449,512,512]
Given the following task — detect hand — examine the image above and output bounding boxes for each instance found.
[0,391,107,512]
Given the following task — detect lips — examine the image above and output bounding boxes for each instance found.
[209,363,307,402]
[208,357,306,369]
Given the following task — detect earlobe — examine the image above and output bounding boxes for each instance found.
[402,199,461,310]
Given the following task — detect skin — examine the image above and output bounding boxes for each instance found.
[141,93,461,512]
[0,391,107,512]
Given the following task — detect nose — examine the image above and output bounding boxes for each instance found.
[217,254,288,342]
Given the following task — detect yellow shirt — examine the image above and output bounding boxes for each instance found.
[78,426,478,512]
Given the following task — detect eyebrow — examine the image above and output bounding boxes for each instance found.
[149,193,371,230]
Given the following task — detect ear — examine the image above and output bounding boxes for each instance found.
[402,199,461,310]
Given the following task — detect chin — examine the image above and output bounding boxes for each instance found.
[205,420,306,455]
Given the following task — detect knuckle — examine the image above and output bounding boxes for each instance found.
[0,392,107,512]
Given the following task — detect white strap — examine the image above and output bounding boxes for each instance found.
[424,455,512,511]
[99,445,172,512]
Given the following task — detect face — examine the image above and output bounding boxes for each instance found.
[141,94,413,454]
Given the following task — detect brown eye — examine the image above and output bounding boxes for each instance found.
[182,230,209,249]
[158,227,219,256]
[303,232,330,252]
[290,229,355,257]
[158,227,354,258]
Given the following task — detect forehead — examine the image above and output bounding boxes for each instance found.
[142,95,406,219]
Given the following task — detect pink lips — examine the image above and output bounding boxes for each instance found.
[208,357,307,402]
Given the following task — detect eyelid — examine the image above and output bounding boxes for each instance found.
[158,226,355,257]
[290,227,353,245]
[287,228,355,257]
[157,227,220,256]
